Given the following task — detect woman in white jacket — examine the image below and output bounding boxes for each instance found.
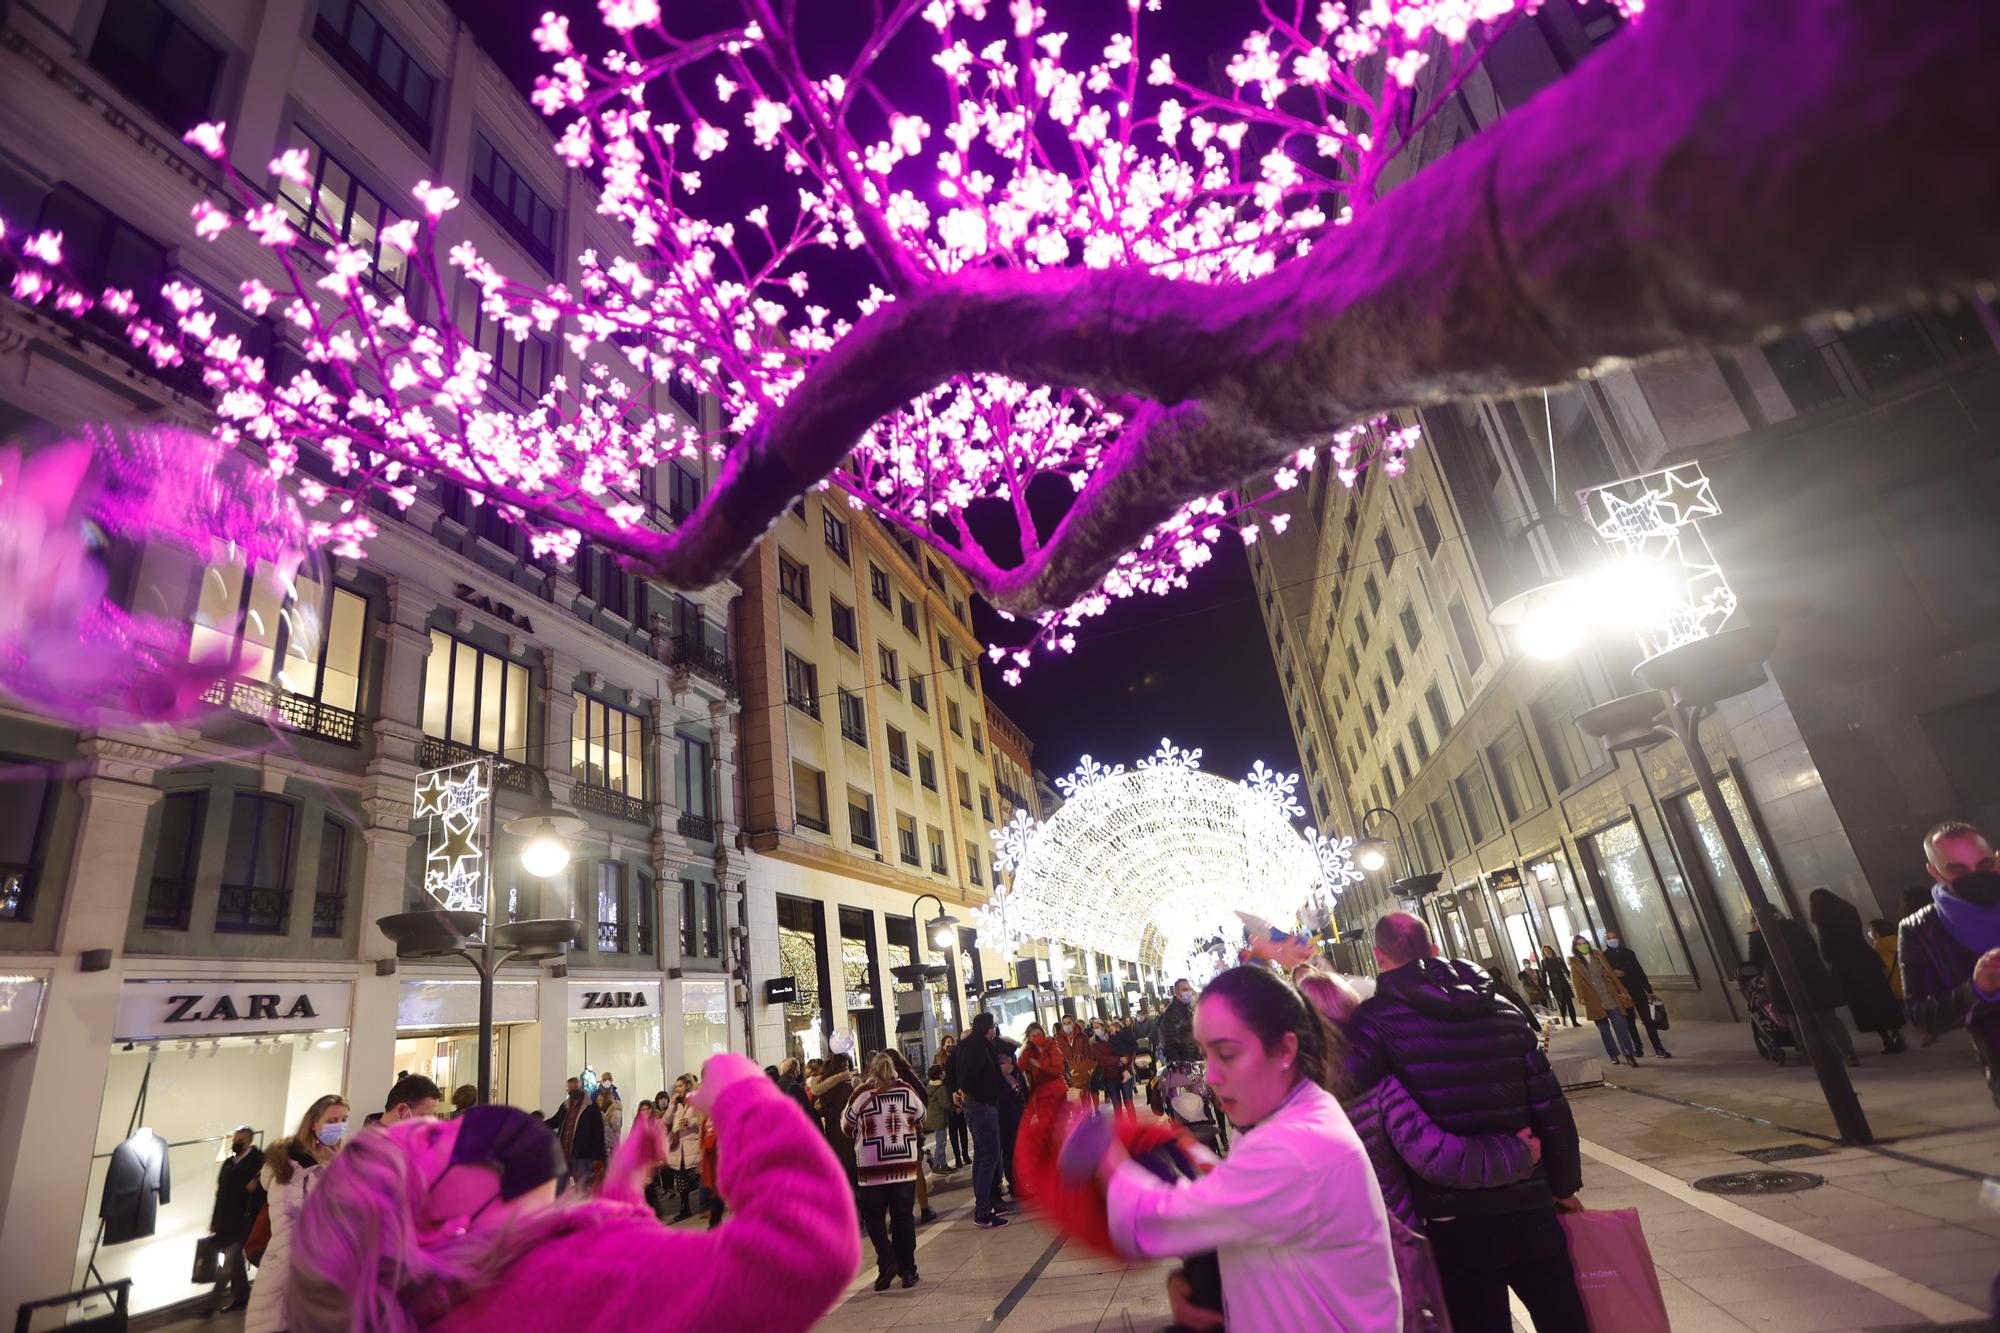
[244,1094,348,1333]
[1095,966,1400,1332]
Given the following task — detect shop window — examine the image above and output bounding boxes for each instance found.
[838,688,868,747]
[312,816,349,937]
[928,825,948,874]
[313,0,436,144]
[830,597,858,650]
[90,0,221,137]
[421,631,530,757]
[451,275,553,405]
[880,644,900,690]
[1585,819,1693,981]
[274,128,409,291]
[1671,775,1779,960]
[1413,500,1443,558]
[840,905,885,1056]
[778,552,811,612]
[0,758,54,922]
[910,673,928,712]
[776,894,827,1060]
[1446,598,1485,675]
[792,762,829,833]
[217,794,295,933]
[572,693,647,798]
[469,132,557,268]
[823,509,850,563]
[897,813,920,866]
[869,564,891,608]
[145,791,205,929]
[847,788,877,850]
[887,726,911,776]
[783,651,819,718]
[1454,762,1501,846]
[1487,724,1548,822]
[917,747,938,791]
[595,860,627,952]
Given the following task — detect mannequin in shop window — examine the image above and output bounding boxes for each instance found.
[100,1125,171,1244]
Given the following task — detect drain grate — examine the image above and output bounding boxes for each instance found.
[1692,1169,1825,1195]
[1739,1144,1834,1164]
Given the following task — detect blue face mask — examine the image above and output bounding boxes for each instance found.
[316,1121,346,1147]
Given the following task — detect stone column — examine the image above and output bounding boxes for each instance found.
[0,736,175,1328]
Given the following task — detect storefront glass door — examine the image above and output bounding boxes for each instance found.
[394,1027,512,1104]
[679,979,729,1083]
[1673,775,1780,961]
[1586,818,1695,982]
[776,894,828,1061]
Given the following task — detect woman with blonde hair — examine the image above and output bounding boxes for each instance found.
[289,1054,857,1331]
[243,1093,349,1333]
[842,1052,928,1291]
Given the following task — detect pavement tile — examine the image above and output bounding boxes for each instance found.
[1653,1240,1811,1279]
[1684,1265,1864,1305]
[1725,1290,1935,1332]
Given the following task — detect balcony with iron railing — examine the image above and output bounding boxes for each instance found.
[788,689,820,720]
[669,633,737,696]
[572,782,649,824]
[996,781,1030,813]
[418,736,538,794]
[201,678,362,746]
[677,811,716,842]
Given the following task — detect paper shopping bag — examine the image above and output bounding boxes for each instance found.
[1559,1207,1670,1333]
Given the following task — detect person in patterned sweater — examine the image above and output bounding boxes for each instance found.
[842,1052,929,1291]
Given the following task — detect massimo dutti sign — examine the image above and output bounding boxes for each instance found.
[116,980,353,1039]
[566,979,661,1019]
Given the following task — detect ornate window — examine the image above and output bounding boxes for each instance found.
[217,794,295,934]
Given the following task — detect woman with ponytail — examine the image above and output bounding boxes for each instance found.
[287,1054,858,1332]
[1093,966,1400,1331]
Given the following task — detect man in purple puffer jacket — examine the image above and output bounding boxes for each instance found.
[1345,913,1586,1333]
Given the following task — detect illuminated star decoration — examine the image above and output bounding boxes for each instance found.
[418,760,490,914]
[1583,461,1736,655]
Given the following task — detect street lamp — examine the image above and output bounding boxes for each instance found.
[1357,806,1412,877]
[504,769,588,881]
[1575,626,1873,1145]
[912,892,959,952]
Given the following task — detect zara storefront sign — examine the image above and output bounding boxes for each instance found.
[566,979,661,1018]
[115,980,354,1039]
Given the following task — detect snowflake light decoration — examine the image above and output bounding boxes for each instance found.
[1054,754,1126,801]
[1245,761,1306,821]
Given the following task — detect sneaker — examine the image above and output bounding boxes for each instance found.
[975,1215,1010,1229]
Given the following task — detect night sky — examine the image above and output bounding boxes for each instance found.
[447,0,1302,784]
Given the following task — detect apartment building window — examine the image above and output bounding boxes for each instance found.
[1407,719,1431,767]
[838,688,868,747]
[938,636,954,669]
[1393,742,1413,787]
[1399,604,1424,651]
[887,726,911,775]
[1425,683,1452,737]
[783,651,820,718]
[956,769,972,809]
[217,794,294,933]
[1362,702,1377,736]
[793,762,829,832]
[679,879,700,955]
[1375,530,1397,575]
[968,842,983,885]
[470,132,557,268]
[37,187,168,334]
[823,509,851,562]
[1446,598,1486,676]
[980,787,994,822]
[960,656,975,688]
[1385,645,1405,686]
[917,748,938,790]
[900,595,919,633]
[1412,813,1441,873]
[274,129,409,291]
[1413,500,1443,558]
[778,552,812,612]
[1454,762,1500,845]
[847,789,877,849]
[971,723,985,754]
[1532,676,1605,791]
[0,760,54,922]
[451,277,553,404]
[578,545,631,618]
[90,0,221,138]
[191,566,367,721]
[869,564,891,608]
[145,792,205,929]
[1486,724,1548,822]
[677,734,713,820]
[421,631,529,757]
[1374,678,1390,712]
[896,813,921,866]
[311,817,349,937]
[928,826,948,874]
[830,598,858,650]
[596,860,629,952]
[1429,794,1466,861]
[1364,574,1382,613]
[667,464,703,521]
[1354,616,1371,650]
[313,0,436,144]
[927,560,946,592]
[880,645,900,690]
[948,700,963,736]
[1294,703,1308,735]
[572,693,647,798]
[1345,644,1361,676]
[910,674,928,712]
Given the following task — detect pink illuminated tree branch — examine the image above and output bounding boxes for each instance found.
[3,0,1996,679]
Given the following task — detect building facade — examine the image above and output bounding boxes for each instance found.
[1252,2,2000,1017]
[0,0,745,1319]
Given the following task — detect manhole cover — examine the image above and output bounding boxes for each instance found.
[1739,1144,1833,1164]
[1692,1169,1825,1195]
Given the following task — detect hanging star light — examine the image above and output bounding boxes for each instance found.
[417,759,491,915]
[1581,460,1736,655]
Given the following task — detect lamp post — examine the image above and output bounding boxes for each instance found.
[912,891,961,1031]
[378,758,582,1105]
[1355,805,1445,915]
[1576,627,1873,1145]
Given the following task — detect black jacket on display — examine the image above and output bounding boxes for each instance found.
[1601,945,1654,1001]
[210,1148,265,1245]
[1156,999,1200,1063]
[101,1130,171,1244]
[1345,957,1581,1219]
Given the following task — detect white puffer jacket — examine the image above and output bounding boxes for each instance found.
[244,1159,317,1333]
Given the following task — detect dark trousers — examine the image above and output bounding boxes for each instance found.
[965,1102,1001,1221]
[210,1240,249,1311]
[1549,989,1578,1025]
[947,1107,969,1166]
[859,1180,918,1278]
[1623,1003,1669,1054]
[1428,1208,1588,1333]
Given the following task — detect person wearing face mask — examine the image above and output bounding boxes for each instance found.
[1159,980,1202,1066]
[1092,966,1401,1332]
[1899,822,2000,1101]
[1599,931,1673,1058]
[206,1125,264,1314]
[288,1054,860,1331]
[383,1072,443,1125]
[243,1094,348,1333]
[1567,935,1641,1067]
[1090,1021,1131,1114]
[1055,1014,1098,1108]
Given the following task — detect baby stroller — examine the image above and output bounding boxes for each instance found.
[1737,961,1799,1065]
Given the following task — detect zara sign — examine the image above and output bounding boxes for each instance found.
[116,980,353,1039]
[565,979,661,1019]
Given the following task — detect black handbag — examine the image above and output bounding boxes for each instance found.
[192,1234,221,1285]
[1649,997,1670,1031]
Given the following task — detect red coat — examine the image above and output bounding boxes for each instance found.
[1021,1035,1067,1090]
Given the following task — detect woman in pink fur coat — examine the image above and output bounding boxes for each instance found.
[286,1054,859,1332]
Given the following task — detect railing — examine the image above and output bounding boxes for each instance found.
[200,678,361,746]
[788,689,821,720]
[215,885,290,934]
[144,877,192,930]
[669,633,737,695]
[841,719,868,748]
[997,781,1030,813]
[312,887,345,938]
[890,754,911,777]
[930,855,949,876]
[597,919,625,953]
[677,812,716,842]
[418,736,538,794]
[574,783,649,824]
